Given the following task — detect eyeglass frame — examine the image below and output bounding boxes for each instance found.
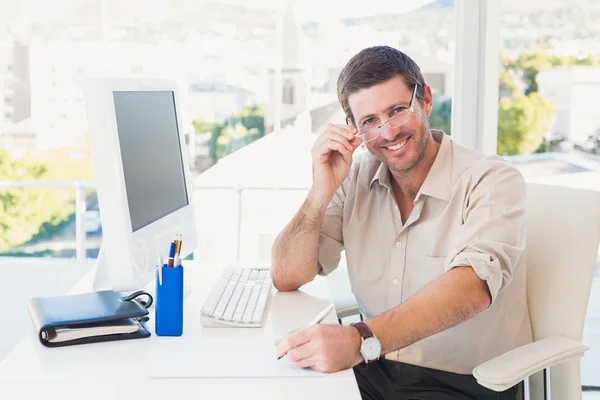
[355,83,419,143]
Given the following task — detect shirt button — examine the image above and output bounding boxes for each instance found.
[396,241,403,248]
[392,278,399,285]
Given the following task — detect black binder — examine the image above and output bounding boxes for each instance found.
[27,290,153,347]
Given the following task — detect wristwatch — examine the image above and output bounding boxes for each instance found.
[350,322,381,364]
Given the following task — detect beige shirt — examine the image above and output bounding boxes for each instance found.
[317,130,532,374]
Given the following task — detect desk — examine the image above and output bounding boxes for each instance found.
[0,261,361,400]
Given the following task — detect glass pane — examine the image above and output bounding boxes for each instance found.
[0,1,277,261]
[499,0,600,390]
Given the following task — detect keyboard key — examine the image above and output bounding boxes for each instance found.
[257,270,268,281]
[223,284,245,321]
[242,285,258,323]
[249,269,259,281]
[201,268,273,327]
[252,285,272,323]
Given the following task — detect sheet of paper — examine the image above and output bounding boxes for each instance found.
[145,337,325,378]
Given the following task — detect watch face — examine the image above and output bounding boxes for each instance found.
[361,337,381,361]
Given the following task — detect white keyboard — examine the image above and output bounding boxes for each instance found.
[200,267,273,327]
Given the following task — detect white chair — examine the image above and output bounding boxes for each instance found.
[473,183,600,399]
[328,183,600,399]
[326,252,361,324]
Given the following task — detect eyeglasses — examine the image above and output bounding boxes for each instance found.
[356,84,419,144]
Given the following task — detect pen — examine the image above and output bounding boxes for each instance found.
[167,241,175,267]
[278,304,335,360]
[174,254,181,268]
[176,234,183,255]
[157,254,164,285]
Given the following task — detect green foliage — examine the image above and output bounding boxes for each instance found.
[192,119,222,136]
[0,249,54,257]
[0,149,75,251]
[497,93,555,156]
[216,123,261,160]
[429,94,452,136]
[499,70,519,97]
[503,51,599,95]
[549,54,599,67]
[499,53,520,97]
[512,52,549,94]
[193,104,265,164]
[228,104,265,136]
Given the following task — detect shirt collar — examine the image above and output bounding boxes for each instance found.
[369,130,453,202]
[369,161,391,191]
[416,130,452,202]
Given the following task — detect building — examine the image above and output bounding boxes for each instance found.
[265,4,310,133]
[412,53,454,97]
[0,42,14,127]
[538,66,600,145]
[1,39,188,150]
[188,82,257,122]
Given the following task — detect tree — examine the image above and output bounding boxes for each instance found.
[512,51,549,95]
[550,54,599,67]
[497,93,555,156]
[193,104,265,164]
[429,94,452,135]
[499,53,520,97]
[216,123,261,160]
[0,149,73,251]
[507,51,600,95]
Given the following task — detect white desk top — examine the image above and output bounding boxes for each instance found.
[0,261,361,400]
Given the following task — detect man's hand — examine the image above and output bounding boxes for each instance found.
[274,324,363,373]
[311,124,362,204]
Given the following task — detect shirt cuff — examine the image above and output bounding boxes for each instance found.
[446,252,503,305]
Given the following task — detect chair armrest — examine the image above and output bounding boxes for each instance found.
[472,336,588,392]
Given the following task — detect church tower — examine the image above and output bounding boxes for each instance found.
[265,4,309,133]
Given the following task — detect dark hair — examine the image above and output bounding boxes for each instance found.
[337,46,426,125]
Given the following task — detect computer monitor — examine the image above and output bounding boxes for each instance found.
[81,78,197,292]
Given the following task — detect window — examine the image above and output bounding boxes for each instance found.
[282,79,294,105]
[499,0,600,391]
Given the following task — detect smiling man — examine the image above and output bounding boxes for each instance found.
[271,46,532,399]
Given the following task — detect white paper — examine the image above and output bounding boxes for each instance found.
[145,337,325,378]
[49,319,139,343]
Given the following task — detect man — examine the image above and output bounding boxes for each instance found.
[271,46,532,400]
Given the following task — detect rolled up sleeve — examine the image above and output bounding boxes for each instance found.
[446,161,527,305]
[317,183,346,276]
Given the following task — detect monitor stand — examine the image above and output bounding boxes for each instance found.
[92,241,192,305]
[92,241,111,292]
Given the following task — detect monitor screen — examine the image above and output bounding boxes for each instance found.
[113,91,189,232]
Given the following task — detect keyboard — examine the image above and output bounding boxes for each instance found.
[200,267,273,328]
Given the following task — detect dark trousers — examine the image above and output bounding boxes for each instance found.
[353,358,518,400]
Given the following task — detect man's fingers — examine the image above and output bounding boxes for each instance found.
[350,135,363,148]
[320,140,350,157]
[315,140,350,165]
[325,132,356,152]
[285,341,315,363]
[275,328,312,358]
[325,123,356,138]
[294,355,317,369]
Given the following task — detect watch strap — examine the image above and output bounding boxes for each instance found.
[351,321,374,340]
[351,322,378,365]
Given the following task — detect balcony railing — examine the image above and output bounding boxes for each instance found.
[0,180,308,261]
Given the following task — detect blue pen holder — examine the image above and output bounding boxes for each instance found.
[155,264,184,336]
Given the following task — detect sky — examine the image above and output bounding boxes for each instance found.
[217,0,437,22]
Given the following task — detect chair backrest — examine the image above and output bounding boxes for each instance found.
[525,182,600,399]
